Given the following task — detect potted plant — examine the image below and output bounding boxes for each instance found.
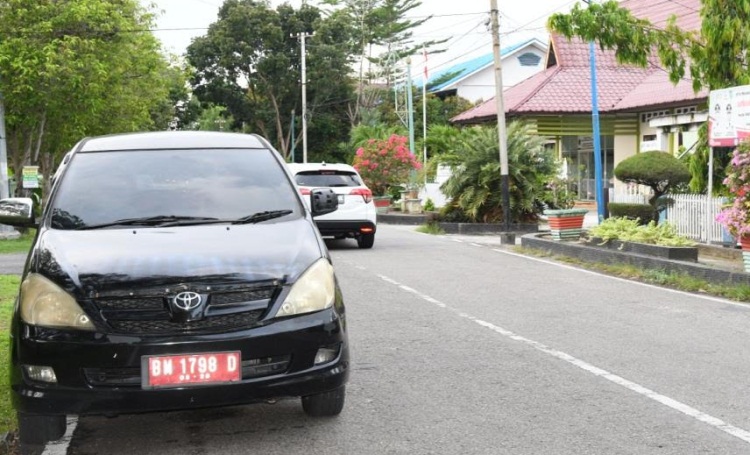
[717,141,750,271]
[542,177,587,240]
[353,135,422,214]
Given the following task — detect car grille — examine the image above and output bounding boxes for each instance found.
[108,310,264,335]
[83,355,291,388]
[91,283,279,336]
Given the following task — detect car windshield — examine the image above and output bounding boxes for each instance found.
[50,148,301,230]
[294,170,362,187]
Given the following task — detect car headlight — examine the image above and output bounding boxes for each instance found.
[20,273,95,331]
[275,259,335,317]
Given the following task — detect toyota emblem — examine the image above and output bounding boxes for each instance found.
[173,291,202,311]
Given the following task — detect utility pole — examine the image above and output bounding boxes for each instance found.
[296,31,313,163]
[406,58,415,157]
[290,109,296,163]
[490,0,510,231]
[0,97,9,201]
[0,92,17,238]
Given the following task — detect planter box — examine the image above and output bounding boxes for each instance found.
[585,236,698,262]
[543,208,588,241]
[373,196,391,214]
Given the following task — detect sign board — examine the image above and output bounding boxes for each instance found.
[708,85,750,147]
[22,166,39,189]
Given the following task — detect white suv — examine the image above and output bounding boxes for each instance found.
[288,162,377,248]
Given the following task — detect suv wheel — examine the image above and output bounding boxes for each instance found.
[357,233,375,249]
[18,412,66,445]
[301,385,346,417]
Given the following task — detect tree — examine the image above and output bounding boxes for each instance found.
[186,0,354,160]
[614,152,691,216]
[440,122,558,223]
[0,0,176,195]
[321,0,447,124]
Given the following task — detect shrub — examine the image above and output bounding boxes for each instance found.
[614,151,690,218]
[588,217,695,247]
[608,203,657,225]
[423,198,435,212]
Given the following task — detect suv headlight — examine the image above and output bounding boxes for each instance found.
[20,273,95,331]
[275,259,335,317]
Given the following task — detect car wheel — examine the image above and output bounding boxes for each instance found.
[357,233,375,249]
[18,412,66,445]
[301,385,346,417]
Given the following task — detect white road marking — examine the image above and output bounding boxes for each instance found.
[378,273,750,445]
[469,243,482,247]
[42,416,78,455]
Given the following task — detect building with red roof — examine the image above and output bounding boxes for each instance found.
[451,0,706,200]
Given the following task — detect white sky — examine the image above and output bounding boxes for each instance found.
[143,0,577,75]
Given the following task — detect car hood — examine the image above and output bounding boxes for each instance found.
[29,218,324,294]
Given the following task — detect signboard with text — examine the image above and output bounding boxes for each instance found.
[22,166,39,189]
[709,85,750,147]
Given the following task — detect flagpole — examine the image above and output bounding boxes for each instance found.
[422,48,428,184]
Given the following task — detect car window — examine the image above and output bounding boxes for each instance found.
[49,149,301,229]
[294,170,362,187]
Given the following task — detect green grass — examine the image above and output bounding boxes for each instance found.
[0,275,19,436]
[415,222,445,235]
[514,246,750,303]
[0,230,34,255]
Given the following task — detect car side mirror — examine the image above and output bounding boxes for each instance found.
[310,188,338,217]
[0,197,36,227]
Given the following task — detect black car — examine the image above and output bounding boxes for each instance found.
[0,132,349,448]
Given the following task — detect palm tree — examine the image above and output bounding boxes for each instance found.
[440,122,558,223]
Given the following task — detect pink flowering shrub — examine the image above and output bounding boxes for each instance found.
[352,135,421,196]
[717,141,750,237]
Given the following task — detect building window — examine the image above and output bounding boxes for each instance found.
[517,52,541,67]
[561,136,615,201]
[641,110,671,123]
[674,106,697,115]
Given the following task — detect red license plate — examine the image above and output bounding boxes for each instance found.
[143,351,241,389]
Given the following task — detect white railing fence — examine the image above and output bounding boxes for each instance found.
[610,191,729,244]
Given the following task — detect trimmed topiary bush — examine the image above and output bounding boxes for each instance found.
[608,203,657,225]
[614,151,691,219]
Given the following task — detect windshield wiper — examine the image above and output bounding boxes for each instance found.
[75,211,293,230]
[232,210,293,225]
[75,215,219,230]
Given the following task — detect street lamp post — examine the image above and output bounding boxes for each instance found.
[585,0,605,222]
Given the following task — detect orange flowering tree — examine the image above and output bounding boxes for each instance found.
[352,135,421,196]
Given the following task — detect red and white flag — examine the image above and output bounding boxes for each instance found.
[423,47,429,81]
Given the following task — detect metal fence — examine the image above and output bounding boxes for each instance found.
[610,191,729,244]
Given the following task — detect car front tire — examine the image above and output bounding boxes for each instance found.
[301,385,346,417]
[18,412,66,446]
[357,233,375,249]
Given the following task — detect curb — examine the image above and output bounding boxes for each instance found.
[378,213,538,235]
[521,232,750,287]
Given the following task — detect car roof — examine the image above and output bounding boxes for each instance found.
[76,131,268,153]
[287,162,358,173]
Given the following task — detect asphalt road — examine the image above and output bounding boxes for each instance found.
[33,225,750,454]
